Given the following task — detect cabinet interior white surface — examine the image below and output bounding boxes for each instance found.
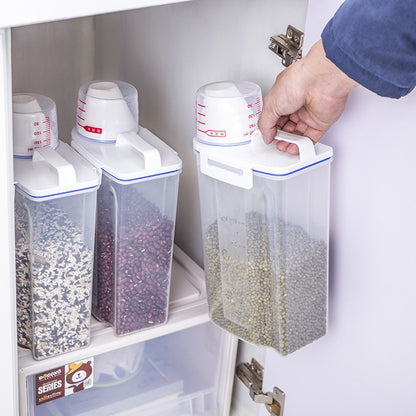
[3,1,308,415]
[11,0,308,267]
[7,0,416,415]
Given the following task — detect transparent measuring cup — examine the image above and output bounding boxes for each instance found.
[195,81,262,146]
[12,94,58,158]
[75,80,138,141]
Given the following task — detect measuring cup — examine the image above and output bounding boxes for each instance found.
[195,81,262,146]
[13,94,58,158]
[75,80,138,142]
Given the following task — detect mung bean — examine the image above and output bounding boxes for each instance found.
[204,211,327,355]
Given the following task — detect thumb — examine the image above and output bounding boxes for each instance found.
[258,103,281,144]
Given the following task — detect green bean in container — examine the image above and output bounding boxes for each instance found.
[204,212,327,356]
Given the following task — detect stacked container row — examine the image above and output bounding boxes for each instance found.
[14,80,182,360]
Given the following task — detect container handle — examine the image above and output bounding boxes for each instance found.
[200,153,253,189]
[275,130,316,161]
[32,146,77,187]
[116,131,162,169]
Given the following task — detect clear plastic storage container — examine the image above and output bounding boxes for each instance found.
[13,94,100,360]
[71,80,182,335]
[194,81,333,355]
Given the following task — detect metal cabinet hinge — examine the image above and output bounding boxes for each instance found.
[269,25,304,67]
[236,358,285,416]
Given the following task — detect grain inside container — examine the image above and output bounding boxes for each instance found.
[13,93,100,360]
[71,80,182,336]
[194,81,333,355]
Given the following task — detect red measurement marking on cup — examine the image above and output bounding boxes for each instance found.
[42,117,51,146]
[197,112,206,117]
[243,129,256,137]
[77,99,92,136]
[197,120,206,125]
[77,122,102,135]
[198,129,226,138]
[248,98,262,118]
[254,97,262,116]
[197,103,206,108]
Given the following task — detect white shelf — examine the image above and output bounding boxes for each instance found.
[17,244,241,416]
[1,0,192,28]
[18,244,209,378]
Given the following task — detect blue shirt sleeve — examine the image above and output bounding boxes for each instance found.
[321,0,416,98]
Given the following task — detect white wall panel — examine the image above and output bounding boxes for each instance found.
[262,1,416,415]
[11,18,95,141]
[95,0,308,267]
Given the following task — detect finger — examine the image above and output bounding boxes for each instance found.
[281,120,297,133]
[258,123,278,145]
[303,126,326,144]
[279,123,305,155]
[258,87,285,144]
[292,120,308,135]
[275,139,290,152]
[276,115,289,129]
[289,112,300,124]
[286,143,301,155]
[258,105,281,144]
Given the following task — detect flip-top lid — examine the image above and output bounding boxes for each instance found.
[194,130,333,189]
[71,126,182,183]
[14,140,100,200]
[193,80,332,189]
[72,80,181,182]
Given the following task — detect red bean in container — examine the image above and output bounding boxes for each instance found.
[92,171,179,335]
[70,81,182,335]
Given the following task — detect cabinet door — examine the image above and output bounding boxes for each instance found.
[261,1,416,415]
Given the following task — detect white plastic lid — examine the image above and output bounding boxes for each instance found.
[72,126,182,183]
[75,80,138,141]
[195,81,262,146]
[14,140,100,200]
[13,93,58,158]
[194,130,333,189]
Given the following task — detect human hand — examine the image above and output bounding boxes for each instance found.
[258,39,358,154]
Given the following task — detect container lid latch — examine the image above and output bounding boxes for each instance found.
[116,131,162,170]
[32,146,77,187]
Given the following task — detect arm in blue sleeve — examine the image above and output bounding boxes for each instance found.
[321,0,416,98]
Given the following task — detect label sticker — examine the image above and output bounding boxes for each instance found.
[35,366,65,405]
[35,358,94,405]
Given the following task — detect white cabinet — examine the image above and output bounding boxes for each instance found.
[14,1,416,415]
[0,1,308,415]
[0,27,19,416]
[0,0,193,27]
